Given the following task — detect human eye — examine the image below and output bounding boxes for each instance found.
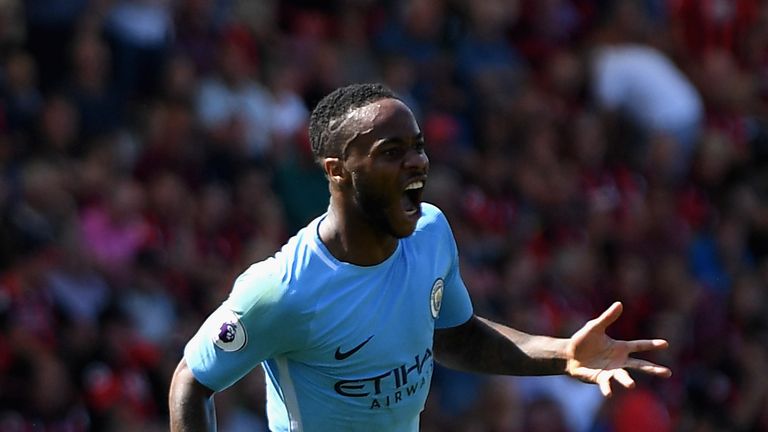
[414,139,426,152]
[382,147,405,158]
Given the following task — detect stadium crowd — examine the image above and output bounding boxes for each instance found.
[0,0,767,431]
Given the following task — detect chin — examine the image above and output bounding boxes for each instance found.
[358,195,421,238]
[375,213,418,239]
[392,211,421,238]
[392,224,417,239]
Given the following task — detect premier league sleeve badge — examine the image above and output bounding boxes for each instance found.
[211,308,248,352]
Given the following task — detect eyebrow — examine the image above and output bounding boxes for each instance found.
[372,133,425,149]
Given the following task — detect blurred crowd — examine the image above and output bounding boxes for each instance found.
[0,0,767,431]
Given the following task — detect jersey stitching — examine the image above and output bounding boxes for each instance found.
[276,356,304,431]
[308,239,339,271]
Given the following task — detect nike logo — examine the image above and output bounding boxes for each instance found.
[334,335,374,360]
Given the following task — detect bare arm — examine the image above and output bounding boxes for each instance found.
[434,302,672,397]
[434,315,568,376]
[169,359,217,432]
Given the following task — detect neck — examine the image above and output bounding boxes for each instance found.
[318,197,398,266]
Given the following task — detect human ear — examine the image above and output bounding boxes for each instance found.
[323,157,347,185]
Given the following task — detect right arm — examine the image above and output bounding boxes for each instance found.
[171,261,290,430]
[169,359,217,432]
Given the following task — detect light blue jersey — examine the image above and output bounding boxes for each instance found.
[184,203,474,431]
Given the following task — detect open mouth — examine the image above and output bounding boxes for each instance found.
[402,179,425,217]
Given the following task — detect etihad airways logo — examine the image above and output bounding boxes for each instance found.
[334,348,433,410]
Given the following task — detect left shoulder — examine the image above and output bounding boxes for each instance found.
[415,202,451,233]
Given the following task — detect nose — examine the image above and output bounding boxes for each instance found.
[404,148,429,173]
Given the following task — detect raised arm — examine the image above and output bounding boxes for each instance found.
[169,359,218,432]
[433,302,671,397]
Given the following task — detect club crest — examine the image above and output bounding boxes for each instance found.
[212,309,247,352]
[430,278,444,319]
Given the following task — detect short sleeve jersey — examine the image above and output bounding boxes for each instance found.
[184,203,473,432]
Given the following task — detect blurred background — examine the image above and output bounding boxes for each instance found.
[0,0,767,431]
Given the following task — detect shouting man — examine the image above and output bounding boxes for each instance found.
[169,83,671,432]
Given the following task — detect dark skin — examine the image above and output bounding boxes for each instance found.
[169,98,671,431]
[169,361,215,432]
[319,99,429,264]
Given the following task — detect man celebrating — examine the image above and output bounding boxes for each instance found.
[169,83,671,431]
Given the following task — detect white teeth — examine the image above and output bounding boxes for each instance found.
[405,181,424,191]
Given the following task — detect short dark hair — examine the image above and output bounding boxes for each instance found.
[309,83,398,163]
